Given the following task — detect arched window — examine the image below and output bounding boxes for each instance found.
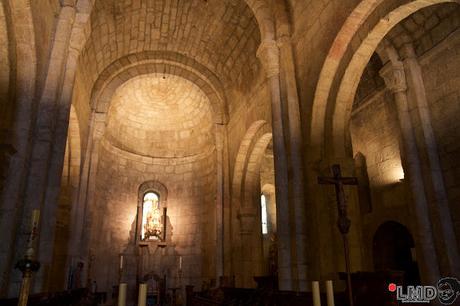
[261,194,268,235]
[141,192,162,241]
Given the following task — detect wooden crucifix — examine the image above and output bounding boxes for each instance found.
[318,164,358,306]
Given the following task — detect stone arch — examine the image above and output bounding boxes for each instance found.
[62,105,82,189]
[90,51,228,124]
[310,0,460,159]
[231,120,272,287]
[242,133,273,209]
[372,221,420,284]
[245,0,276,41]
[232,120,271,208]
[138,180,168,208]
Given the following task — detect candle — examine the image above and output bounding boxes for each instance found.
[118,283,127,306]
[326,280,335,306]
[31,210,40,228]
[179,256,182,270]
[138,283,147,306]
[30,210,40,242]
[120,255,124,270]
[312,281,321,306]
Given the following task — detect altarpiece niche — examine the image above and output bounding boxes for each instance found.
[136,181,169,246]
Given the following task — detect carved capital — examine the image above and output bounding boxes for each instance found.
[257,39,280,78]
[380,62,407,93]
[61,0,76,7]
[276,35,291,48]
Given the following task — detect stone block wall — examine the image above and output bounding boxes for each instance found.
[350,89,414,270]
[89,137,217,293]
[227,73,271,180]
[421,32,460,242]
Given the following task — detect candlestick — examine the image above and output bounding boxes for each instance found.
[312,281,321,306]
[120,255,124,270]
[179,256,182,270]
[31,210,40,228]
[16,209,41,306]
[326,280,335,306]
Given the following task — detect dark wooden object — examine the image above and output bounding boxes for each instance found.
[318,164,358,306]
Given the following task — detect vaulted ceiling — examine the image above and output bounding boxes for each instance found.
[78,0,262,96]
[105,74,214,158]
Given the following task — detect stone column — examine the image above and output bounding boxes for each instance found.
[257,39,293,290]
[380,62,440,285]
[72,112,106,285]
[0,0,38,297]
[401,44,460,277]
[238,206,257,287]
[68,112,98,263]
[9,4,76,293]
[277,34,308,291]
[215,124,226,281]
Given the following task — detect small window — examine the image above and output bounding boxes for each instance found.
[141,192,162,241]
[261,194,268,235]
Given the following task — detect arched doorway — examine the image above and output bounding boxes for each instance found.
[373,221,420,286]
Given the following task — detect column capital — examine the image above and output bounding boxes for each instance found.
[400,43,417,60]
[61,0,76,7]
[276,35,291,47]
[257,39,280,78]
[380,61,407,93]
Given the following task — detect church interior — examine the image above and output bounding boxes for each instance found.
[1,0,460,305]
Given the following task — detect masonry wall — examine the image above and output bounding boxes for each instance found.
[289,0,360,145]
[350,90,414,270]
[421,32,460,244]
[227,71,272,179]
[89,138,217,295]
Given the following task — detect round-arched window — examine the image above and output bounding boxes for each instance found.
[261,194,268,235]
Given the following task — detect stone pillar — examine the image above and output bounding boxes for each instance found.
[401,44,460,277]
[0,0,38,297]
[277,34,308,291]
[68,112,98,264]
[380,61,440,285]
[257,39,293,290]
[69,112,106,285]
[9,4,76,293]
[215,124,226,281]
[238,207,257,287]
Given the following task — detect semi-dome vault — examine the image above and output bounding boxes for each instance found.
[105,74,214,158]
[2,0,460,303]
